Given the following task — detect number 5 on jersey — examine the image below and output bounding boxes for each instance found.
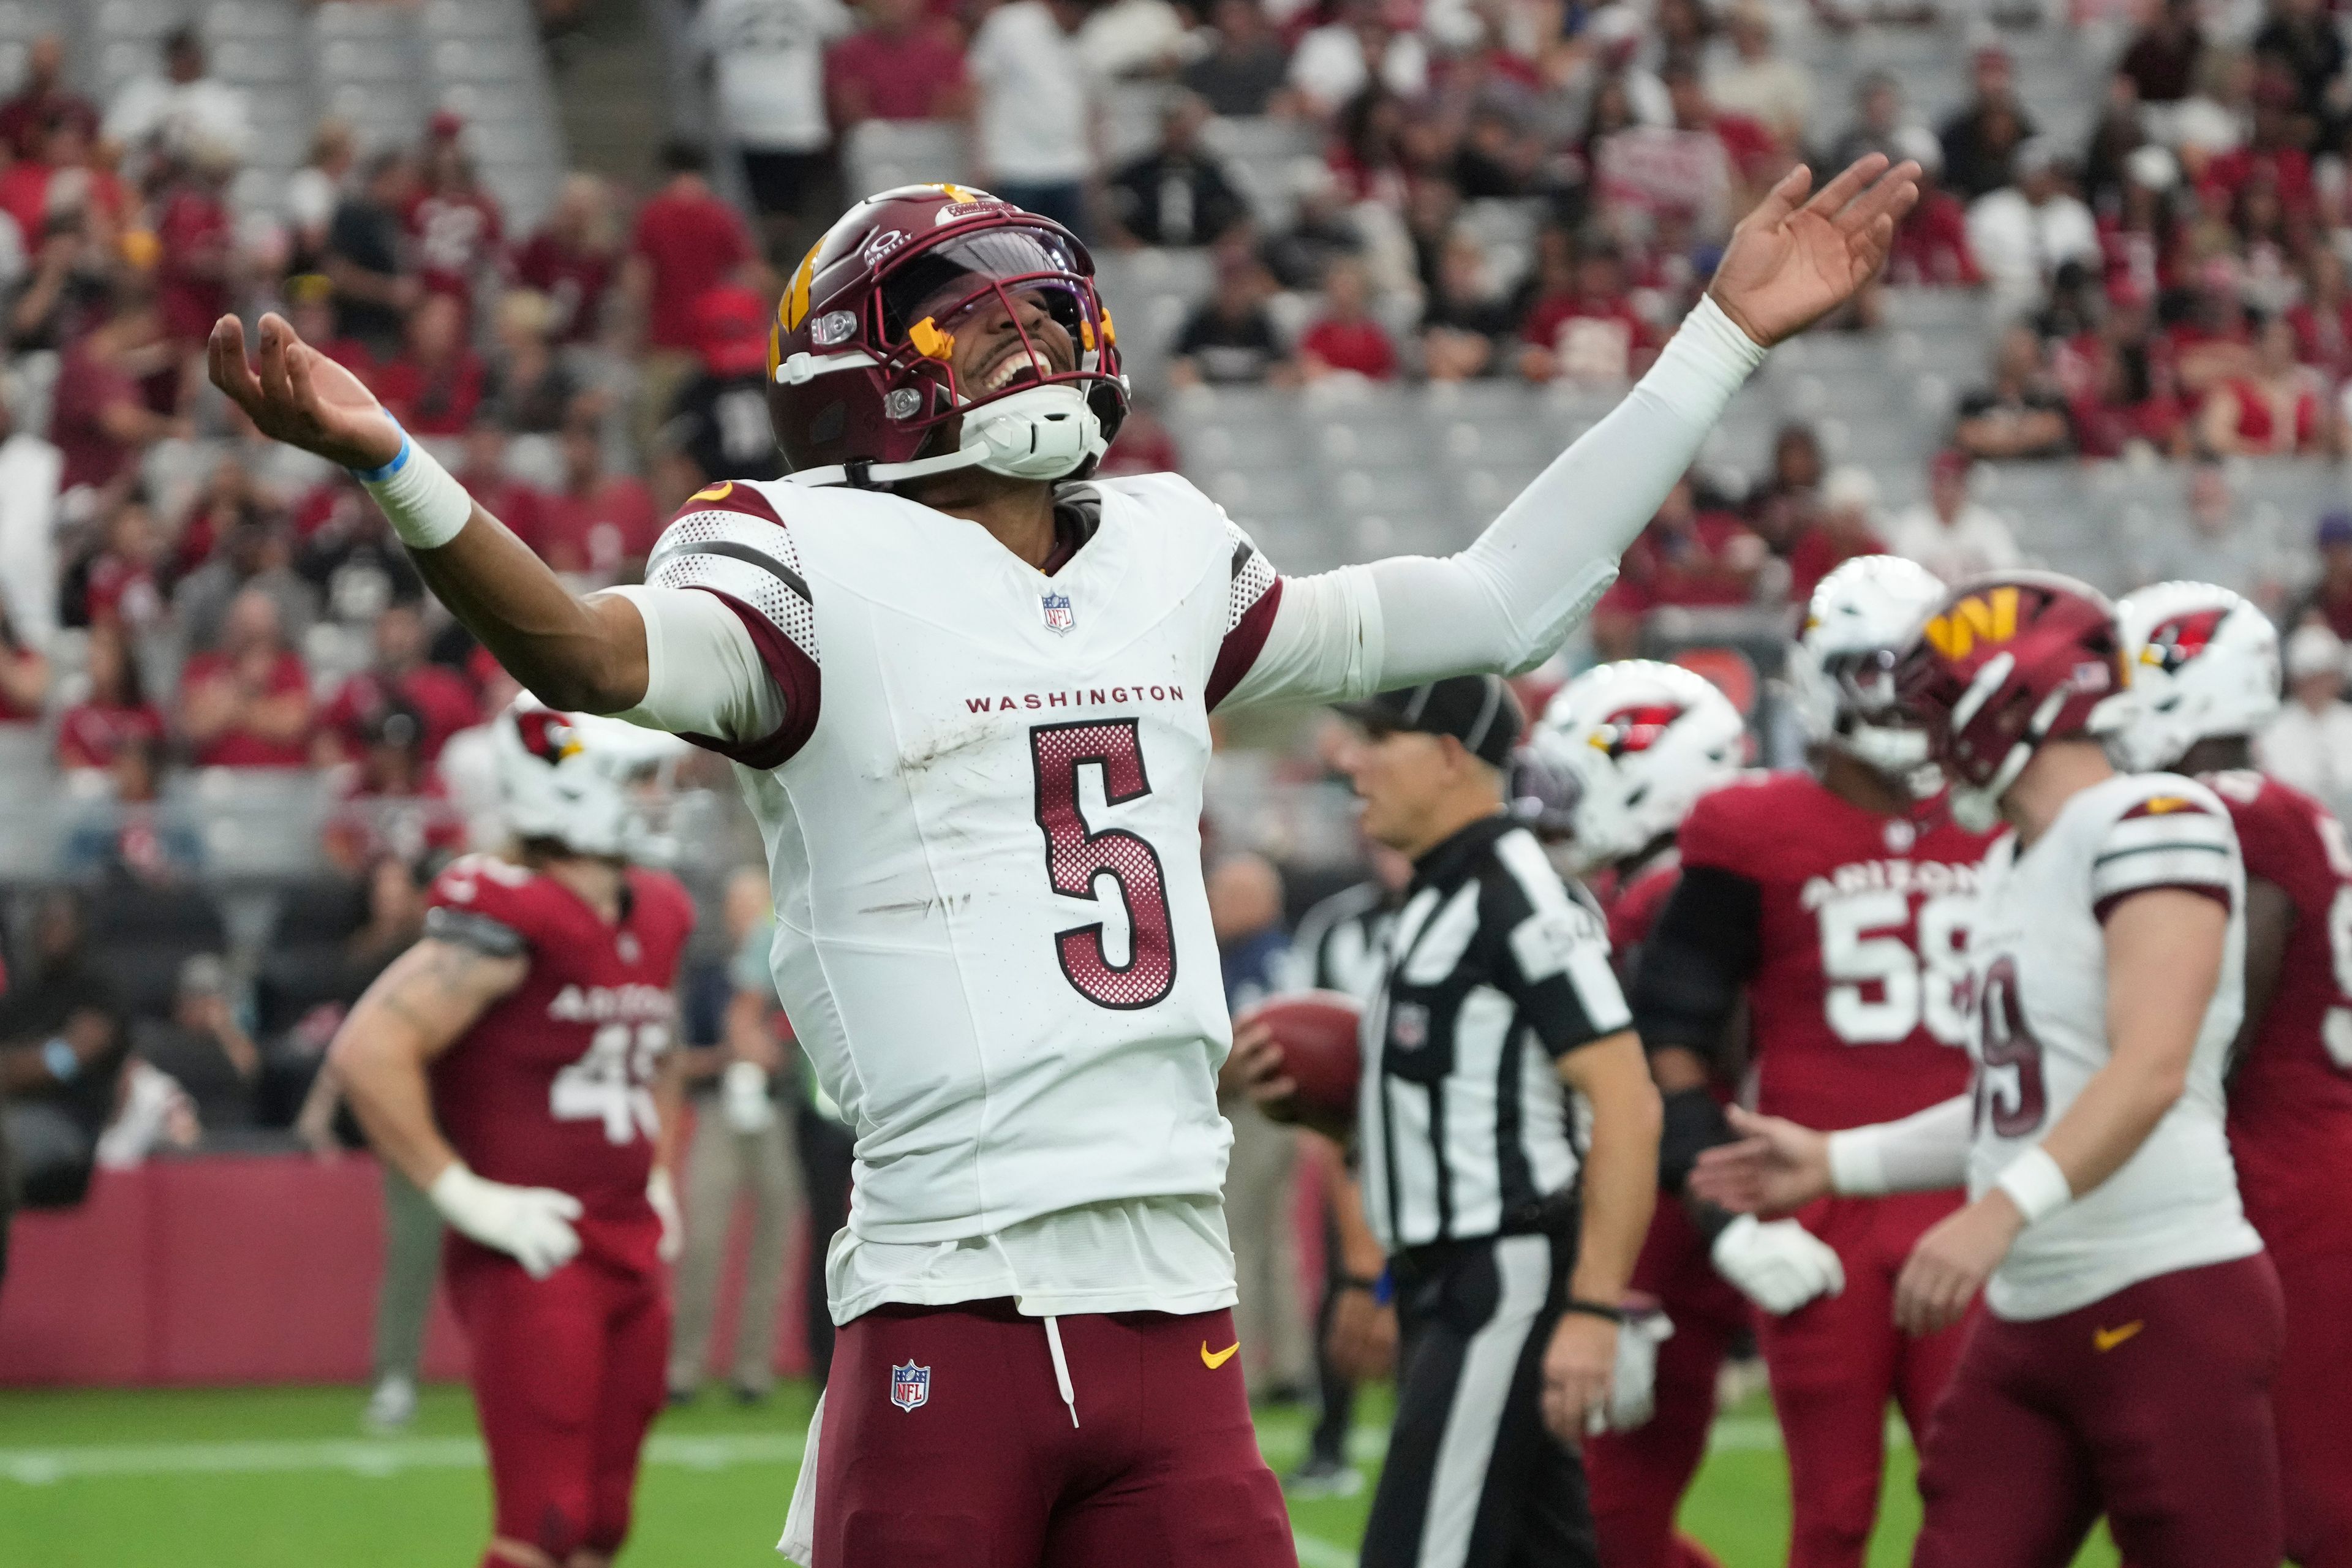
[1030,719,1177,1010]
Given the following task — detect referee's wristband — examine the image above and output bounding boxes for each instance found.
[1563,1298,1624,1325]
[1994,1146,2072,1226]
[42,1036,80,1082]
[1336,1274,1382,1294]
[350,423,473,551]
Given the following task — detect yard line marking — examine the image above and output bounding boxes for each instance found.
[0,1431,805,1486]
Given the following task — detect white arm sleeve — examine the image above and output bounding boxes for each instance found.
[597,585,786,744]
[1825,1094,1974,1196]
[1222,298,1766,710]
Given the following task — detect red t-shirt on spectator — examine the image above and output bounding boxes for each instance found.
[2068,388,2186,458]
[318,666,482,763]
[2201,147,2315,216]
[514,233,615,345]
[2217,376,2321,454]
[372,352,489,437]
[56,699,164,770]
[1787,524,1888,605]
[84,552,167,632]
[0,89,97,159]
[2287,296,2352,375]
[825,27,969,121]
[457,469,549,546]
[530,477,662,577]
[51,337,141,492]
[179,651,314,768]
[630,186,755,352]
[1610,508,1764,610]
[1887,192,1980,288]
[404,188,505,308]
[1298,317,1397,379]
[0,160,127,245]
[155,185,233,343]
[1521,296,1655,380]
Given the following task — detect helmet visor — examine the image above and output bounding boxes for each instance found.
[880,227,1091,349]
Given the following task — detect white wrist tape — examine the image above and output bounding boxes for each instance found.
[1826,1127,1891,1197]
[352,427,473,551]
[1994,1146,2073,1225]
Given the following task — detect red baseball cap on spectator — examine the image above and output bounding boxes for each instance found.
[693,285,771,377]
[429,108,466,141]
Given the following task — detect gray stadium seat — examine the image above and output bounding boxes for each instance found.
[840,120,968,202]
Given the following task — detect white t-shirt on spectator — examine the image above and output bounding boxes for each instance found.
[1886,500,2022,585]
[1287,24,1428,116]
[1964,188,2100,309]
[285,164,342,239]
[103,74,251,161]
[1708,56,1813,142]
[970,0,1094,185]
[1077,0,1193,80]
[696,0,855,155]
[2257,700,2352,826]
[0,429,62,654]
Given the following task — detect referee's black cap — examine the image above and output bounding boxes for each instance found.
[1335,675,1524,768]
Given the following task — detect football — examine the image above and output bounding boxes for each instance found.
[1237,990,1364,1127]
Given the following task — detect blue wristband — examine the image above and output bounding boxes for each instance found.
[1373,1265,1394,1308]
[42,1036,79,1082]
[349,428,413,483]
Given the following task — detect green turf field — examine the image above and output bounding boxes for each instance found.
[0,1382,2118,1567]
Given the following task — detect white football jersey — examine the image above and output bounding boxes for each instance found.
[643,472,1293,1260]
[1966,771,2262,1320]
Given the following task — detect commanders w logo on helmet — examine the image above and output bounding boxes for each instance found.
[1920,586,2022,661]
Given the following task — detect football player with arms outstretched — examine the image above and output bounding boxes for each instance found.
[209,156,1917,1568]
[1698,573,2281,1568]
[1533,659,1841,1568]
[1626,558,1992,1568]
[2115,581,2352,1568]
[331,705,697,1568]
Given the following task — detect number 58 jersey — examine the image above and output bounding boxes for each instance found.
[1964,773,2261,1320]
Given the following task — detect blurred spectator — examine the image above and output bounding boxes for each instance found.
[2067,331,2187,459]
[153,143,238,350]
[102,24,250,172]
[1708,3,1812,151]
[1789,466,1889,603]
[484,289,586,435]
[1417,233,1513,382]
[1182,0,1292,118]
[1170,251,1293,386]
[1939,43,2035,201]
[326,153,422,362]
[52,288,185,496]
[2251,0,2341,119]
[0,599,47,723]
[65,731,202,882]
[297,476,424,628]
[1297,257,1398,382]
[1966,140,2099,318]
[1591,476,1767,655]
[2258,622,2352,820]
[827,0,969,127]
[319,603,480,766]
[73,496,170,635]
[284,118,356,278]
[2120,0,2204,106]
[625,141,761,445]
[179,587,315,769]
[58,622,163,774]
[1104,93,1250,249]
[454,422,548,547]
[533,424,661,582]
[1289,0,1427,119]
[1078,0,1193,80]
[2136,462,2287,612]
[696,0,853,263]
[1885,450,2022,584]
[0,392,63,650]
[2203,315,2323,455]
[323,704,465,874]
[1882,129,1978,287]
[2286,511,2352,639]
[0,110,130,247]
[405,115,505,311]
[0,34,97,160]
[1953,326,2073,460]
[969,0,1095,236]
[1518,232,1655,385]
[373,295,488,438]
[132,954,261,1134]
[1824,71,1924,171]
[175,516,320,653]
[0,892,128,1208]
[660,285,790,500]
[514,174,622,346]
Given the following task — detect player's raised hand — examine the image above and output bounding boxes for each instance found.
[1707,154,1922,347]
[429,1163,583,1280]
[1689,1106,1833,1215]
[208,312,404,472]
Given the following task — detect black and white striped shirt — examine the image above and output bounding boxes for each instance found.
[1359,815,1632,1253]
[1284,878,1398,1005]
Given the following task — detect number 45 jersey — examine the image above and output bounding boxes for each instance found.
[1965,772,2260,1320]
[424,853,696,1270]
[1672,771,1994,1129]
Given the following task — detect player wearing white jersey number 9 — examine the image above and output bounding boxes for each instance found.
[208,155,1920,1568]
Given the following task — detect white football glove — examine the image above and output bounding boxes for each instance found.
[649,1166,684,1264]
[1587,1306,1675,1434]
[1711,1214,1845,1316]
[429,1163,582,1280]
[721,1059,777,1133]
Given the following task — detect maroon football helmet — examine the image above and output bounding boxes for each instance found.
[763,184,1127,488]
[1892,571,2132,829]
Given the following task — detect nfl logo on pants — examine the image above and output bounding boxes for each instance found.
[890,1360,930,1412]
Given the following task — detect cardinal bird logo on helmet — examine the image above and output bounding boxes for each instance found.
[1594,704,1687,759]
[513,708,583,763]
[2139,608,2230,674]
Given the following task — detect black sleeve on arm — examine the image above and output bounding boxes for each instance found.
[1630,864,1762,1057]
[1657,1084,1733,1193]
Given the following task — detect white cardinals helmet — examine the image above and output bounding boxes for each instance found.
[492,699,688,861]
[1529,660,1746,873]
[1787,554,1948,778]
[2111,581,2281,772]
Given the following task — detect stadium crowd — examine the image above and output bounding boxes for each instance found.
[10,0,2352,1450]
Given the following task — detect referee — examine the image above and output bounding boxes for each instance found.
[1245,676,1660,1567]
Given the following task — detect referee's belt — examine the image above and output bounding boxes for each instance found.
[1389,1189,1578,1286]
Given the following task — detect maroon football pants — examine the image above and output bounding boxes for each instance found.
[2274,1246,2352,1568]
[1585,1202,1744,1568]
[811,1299,1295,1568]
[1912,1253,2283,1568]
[1757,1191,1969,1568]
[443,1237,669,1562]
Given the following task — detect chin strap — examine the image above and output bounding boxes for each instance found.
[785,383,1103,490]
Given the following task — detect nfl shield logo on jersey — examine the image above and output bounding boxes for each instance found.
[889,1360,930,1412]
[1041,592,1076,635]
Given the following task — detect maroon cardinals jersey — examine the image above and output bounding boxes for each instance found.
[2203,769,2352,1261]
[1600,852,1683,964]
[424,853,695,1268]
[1642,772,1992,1131]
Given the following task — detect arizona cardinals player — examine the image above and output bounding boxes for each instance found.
[1698,572,2280,1568]
[1620,559,1987,1568]
[209,154,1918,1568]
[1531,659,1839,1568]
[2116,580,2352,1568]
[331,703,696,1568]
